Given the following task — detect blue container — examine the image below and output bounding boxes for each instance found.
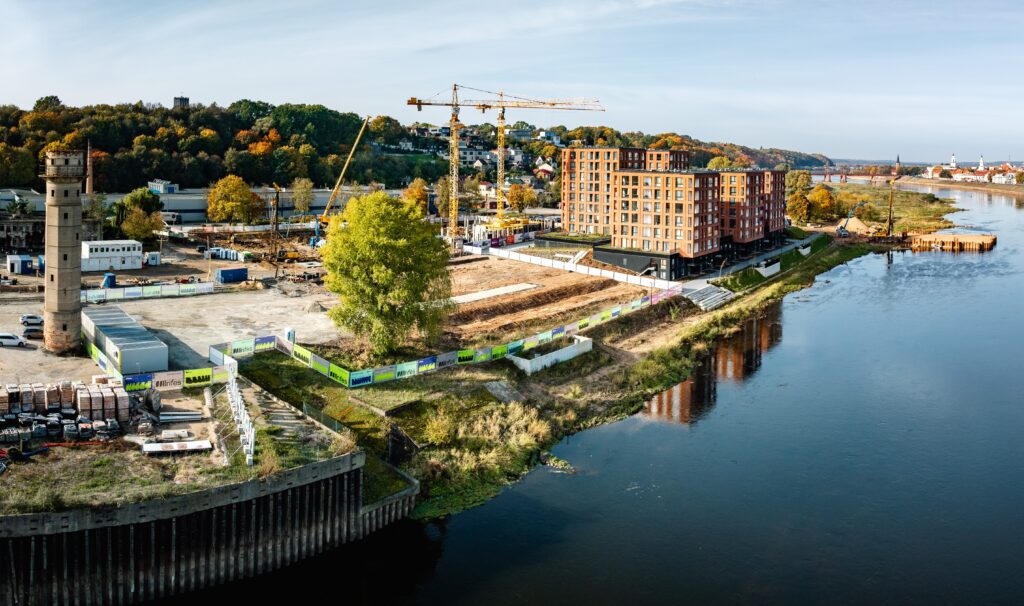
[214,267,248,284]
[37,255,45,271]
[101,273,116,288]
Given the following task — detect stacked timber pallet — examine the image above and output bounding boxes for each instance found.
[75,385,130,423]
[1,382,81,414]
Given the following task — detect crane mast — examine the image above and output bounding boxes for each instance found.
[448,84,462,245]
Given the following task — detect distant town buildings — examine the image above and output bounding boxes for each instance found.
[148,179,179,194]
[922,153,1022,184]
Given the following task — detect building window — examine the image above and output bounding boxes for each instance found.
[63,253,67,261]
[62,323,67,331]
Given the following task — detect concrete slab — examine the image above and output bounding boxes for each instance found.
[451,283,538,305]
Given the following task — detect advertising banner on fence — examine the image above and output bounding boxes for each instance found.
[397,361,418,379]
[538,330,552,345]
[124,287,143,299]
[161,284,179,297]
[523,336,538,351]
[373,365,396,383]
[143,285,162,298]
[508,339,524,356]
[209,345,226,365]
[179,284,198,296]
[310,354,330,376]
[212,365,230,384]
[416,356,436,374]
[349,369,373,387]
[107,289,124,300]
[184,368,213,388]
[254,335,276,352]
[153,371,184,390]
[474,347,492,363]
[329,363,349,386]
[231,339,255,357]
[292,345,312,366]
[275,336,294,356]
[457,349,474,364]
[197,282,214,294]
[123,373,153,392]
[436,351,457,370]
[492,344,508,359]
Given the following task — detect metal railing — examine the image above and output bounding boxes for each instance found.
[226,368,255,466]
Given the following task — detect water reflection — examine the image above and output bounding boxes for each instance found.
[646,302,783,425]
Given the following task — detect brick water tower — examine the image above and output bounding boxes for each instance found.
[41,149,85,353]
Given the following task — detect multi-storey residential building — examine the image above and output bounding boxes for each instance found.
[560,147,786,279]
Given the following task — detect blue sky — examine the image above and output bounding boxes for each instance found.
[2,0,1022,162]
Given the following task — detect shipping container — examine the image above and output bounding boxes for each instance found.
[82,306,169,373]
[214,267,248,284]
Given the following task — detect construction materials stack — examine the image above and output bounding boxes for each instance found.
[75,384,130,423]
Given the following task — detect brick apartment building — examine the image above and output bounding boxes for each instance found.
[560,147,786,279]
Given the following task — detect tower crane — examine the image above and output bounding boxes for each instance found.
[408,85,603,246]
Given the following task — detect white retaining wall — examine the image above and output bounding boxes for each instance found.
[506,335,593,376]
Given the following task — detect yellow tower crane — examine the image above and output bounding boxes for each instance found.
[408,85,603,244]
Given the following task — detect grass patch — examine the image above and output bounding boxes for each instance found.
[824,182,960,233]
[786,225,810,239]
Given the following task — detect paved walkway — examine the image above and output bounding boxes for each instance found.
[681,233,823,292]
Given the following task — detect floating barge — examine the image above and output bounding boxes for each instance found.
[910,233,997,252]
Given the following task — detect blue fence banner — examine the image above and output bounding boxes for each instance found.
[349,369,373,387]
[254,335,276,352]
[417,356,437,373]
[123,373,153,392]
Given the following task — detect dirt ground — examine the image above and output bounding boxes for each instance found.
[448,256,645,340]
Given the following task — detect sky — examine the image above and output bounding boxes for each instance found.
[2,0,1023,163]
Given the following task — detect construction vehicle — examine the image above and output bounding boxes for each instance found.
[408,85,603,247]
[836,200,872,237]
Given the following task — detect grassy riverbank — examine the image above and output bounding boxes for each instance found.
[243,239,884,519]
[816,182,961,234]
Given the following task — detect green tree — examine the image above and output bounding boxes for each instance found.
[785,170,812,196]
[84,192,109,239]
[807,185,837,221]
[120,207,163,241]
[5,198,31,218]
[369,116,406,145]
[403,177,429,214]
[32,95,63,112]
[0,144,35,186]
[787,192,810,223]
[113,187,163,226]
[291,177,314,213]
[706,155,733,170]
[938,169,952,179]
[321,191,452,355]
[1016,172,1024,185]
[433,176,451,216]
[207,175,264,223]
[774,162,791,171]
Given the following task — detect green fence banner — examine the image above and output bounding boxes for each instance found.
[184,368,212,388]
[457,349,475,364]
[292,345,312,366]
[491,344,508,359]
[329,363,350,387]
[474,347,492,363]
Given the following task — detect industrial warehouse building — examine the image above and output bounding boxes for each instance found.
[560,147,787,278]
[81,239,144,271]
[82,306,169,374]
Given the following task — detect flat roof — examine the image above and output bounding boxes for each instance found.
[82,306,167,353]
[83,239,142,246]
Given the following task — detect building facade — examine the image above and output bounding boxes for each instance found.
[561,147,786,278]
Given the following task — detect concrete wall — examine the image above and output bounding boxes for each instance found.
[0,451,419,606]
[507,335,593,376]
[754,261,780,278]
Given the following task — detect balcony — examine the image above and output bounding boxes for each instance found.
[40,164,85,179]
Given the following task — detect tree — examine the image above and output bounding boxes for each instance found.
[507,183,536,213]
[787,192,810,223]
[774,163,791,172]
[707,156,733,170]
[33,96,63,112]
[0,143,35,186]
[5,199,31,218]
[113,187,162,226]
[403,177,429,214]
[291,177,314,213]
[84,193,109,239]
[433,176,451,216]
[1017,172,1024,185]
[938,169,952,179]
[369,116,405,146]
[207,175,264,223]
[321,191,452,355]
[807,185,837,221]
[785,170,812,196]
[120,207,163,241]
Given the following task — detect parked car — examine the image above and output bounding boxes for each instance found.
[196,245,207,253]
[22,326,43,340]
[0,275,16,286]
[20,314,43,326]
[0,333,27,347]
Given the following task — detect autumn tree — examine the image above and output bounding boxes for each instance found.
[707,156,733,170]
[433,176,451,216]
[807,185,837,221]
[120,207,164,241]
[207,175,264,223]
[291,177,314,213]
[787,192,810,223]
[939,169,952,179]
[1017,172,1024,185]
[0,143,35,186]
[403,177,429,214]
[785,170,812,196]
[321,191,452,355]
[507,183,537,213]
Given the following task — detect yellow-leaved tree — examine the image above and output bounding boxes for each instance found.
[207,175,264,223]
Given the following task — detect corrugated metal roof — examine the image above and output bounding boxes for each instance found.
[82,306,167,353]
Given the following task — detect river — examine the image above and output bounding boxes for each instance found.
[181,184,1024,605]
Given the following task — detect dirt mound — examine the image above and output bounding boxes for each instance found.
[450,278,620,324]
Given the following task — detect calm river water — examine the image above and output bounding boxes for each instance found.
[187,184,1024,605]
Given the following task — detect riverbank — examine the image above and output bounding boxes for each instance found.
[810,182,961,234]
[244,239,884,519]
[898,176,1024,199]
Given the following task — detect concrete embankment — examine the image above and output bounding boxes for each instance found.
[0,451,417,605]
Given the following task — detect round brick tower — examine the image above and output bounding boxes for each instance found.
[41,150,85,354]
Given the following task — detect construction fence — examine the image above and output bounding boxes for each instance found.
[205,283,686,389]
[80,281,216,304]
